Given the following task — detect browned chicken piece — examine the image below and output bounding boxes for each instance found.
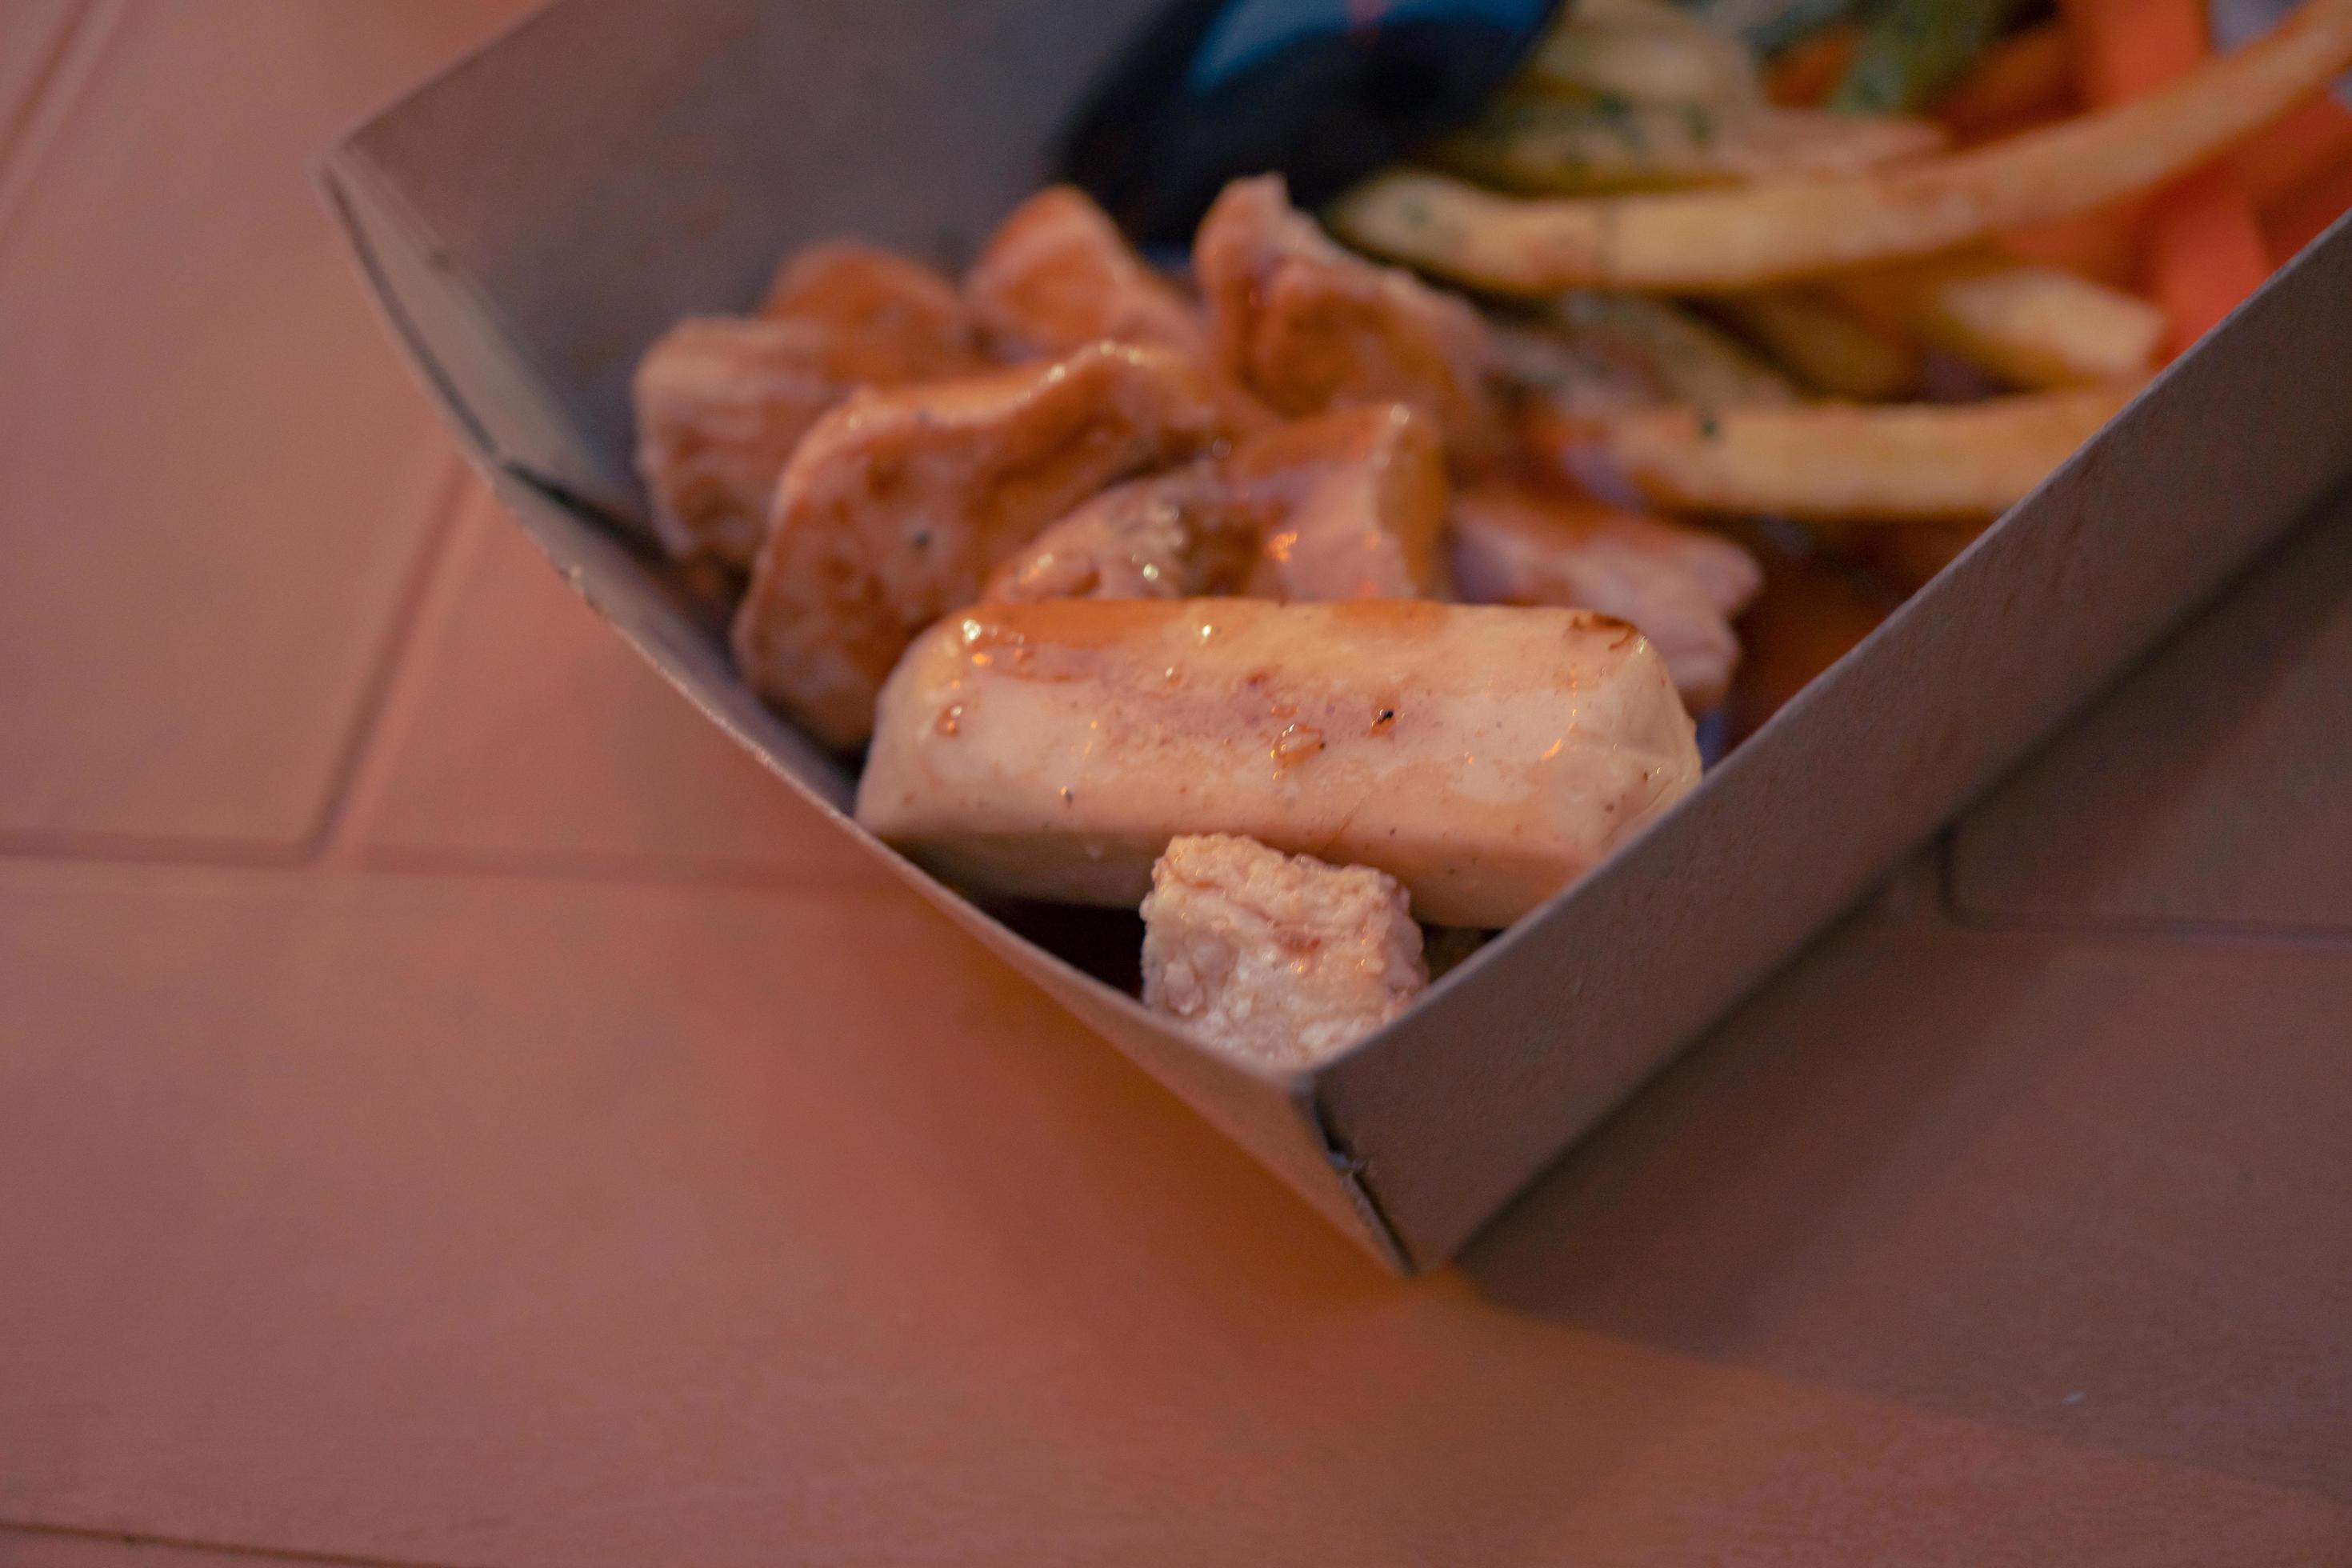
[1228,404,1449,600]
[964,186,1209,360]
[634,318,842,565]
[980,465,1259,602]
[757,240,981,382]
[1449,481,1762,712]
[966,186,1281,438]
[731,341,1232,749]
[1194,174,1502,462]
[1141,834,1428,1070]
[982,402,1448,606]
[635,245,982,566]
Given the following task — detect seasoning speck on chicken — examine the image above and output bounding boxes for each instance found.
[1195,174,1503,462]
[634,244,980,566]
[1450,481,1762,711]
[731,341,1231,748]
[1142,834,1427,1070]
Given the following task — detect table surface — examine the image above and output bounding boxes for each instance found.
[4,5,2350,1564]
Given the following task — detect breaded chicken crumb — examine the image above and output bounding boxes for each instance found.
[1141,834,1427,1070]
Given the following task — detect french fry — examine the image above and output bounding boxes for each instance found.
[1430,94,1946,196]
[1708,288,1922,399]
[2064,0,2273,355]
[2230,92,2352,210]
[1534,382,2135,523]
[1687,0,1865,58]
[1498,291,1798,416]
[1765,20,1863,108]
[2262,154,2352,262]
[1522,0,1765,110]
[1328,0,2352,294]
[1932,21,2076,142]
[1827,251,2163,387]
[1832,0,2030,115]
[1994,206,2140,288]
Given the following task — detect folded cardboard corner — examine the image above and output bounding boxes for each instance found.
[324,0,2352,1272]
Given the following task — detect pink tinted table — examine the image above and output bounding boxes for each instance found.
[2,6,2348,1564]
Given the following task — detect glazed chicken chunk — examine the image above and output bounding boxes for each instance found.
[981,465,1258,603]
[1195,174,1502,461]
[964,185,1210,360]
[857,598,1699,927]
[1142,834,1428,1070]
[1450,482,1763,711]
[633,243,979,565]
[731,341,1231,748]
[982,402,1449,606]
[757,240,981,381]
[1226,404,1449,600]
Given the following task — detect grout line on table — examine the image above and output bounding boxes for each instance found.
[0,1520,477,1568]
[0,2,86,166]
[353,838,900,896]
[3,836,2350,948]
[302,457,489,869]
[1939,902,2352,949]
[0,0,125,246]
[4,822,2352,942]
[0,826,309,869]
[0,840,910,902]
[0,458,484,878]
[1930,824,2352,946]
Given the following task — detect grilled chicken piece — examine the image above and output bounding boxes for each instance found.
[1228,404,1449,600]
[756,240,980,382]
[634,246,979,565]
[633,318,841,565]
[1194,175,1502,462]
[965,186,1209,360]
[856,598,1699,927]
[1449,481,1762,712]
[1142,834,1427,1069]
[983,403,1449,606]
[967,186,1280,436]
[980,465,1258,602]
[731,342,1231,748]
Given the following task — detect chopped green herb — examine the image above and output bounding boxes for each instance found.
[1831,0,2026,115]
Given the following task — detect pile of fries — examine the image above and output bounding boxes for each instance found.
[1331,0,2352,717]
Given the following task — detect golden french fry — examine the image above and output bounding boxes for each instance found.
[1522,0,1766,110]
[1430,97,1947,196]
[1329,0,2352,293]
[1709,288,1922,399]
[1826,252,2166,388]
[1530,290,1799,412]
[1538,382,2135,523]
